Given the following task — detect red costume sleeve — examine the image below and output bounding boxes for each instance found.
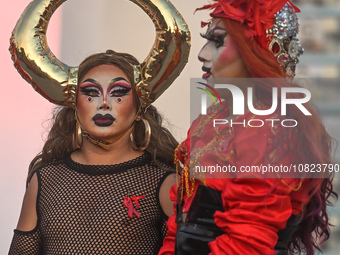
[207,178,293,254]
[203,124,309,255]
[158,184,177,255]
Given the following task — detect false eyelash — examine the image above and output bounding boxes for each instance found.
[109,86,132,96]
[200,32,208,40]
[111,86,130,91]
[200,32,227,48]
[80,86,101,96]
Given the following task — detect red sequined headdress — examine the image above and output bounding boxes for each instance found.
[197,0,303,76]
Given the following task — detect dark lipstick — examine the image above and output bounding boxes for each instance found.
[92,114,115,127]
[202,66,212,79]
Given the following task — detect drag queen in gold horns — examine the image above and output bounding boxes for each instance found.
[8,0,190,254]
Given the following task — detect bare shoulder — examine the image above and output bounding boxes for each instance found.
[159,173,177,217]
[16,173,39,231]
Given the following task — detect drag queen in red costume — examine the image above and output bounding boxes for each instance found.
[160,1,337,254]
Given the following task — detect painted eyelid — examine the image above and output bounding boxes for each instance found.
[109,82,132,88]
[80,82,100,87]
[109,88,132,95]
[201,32,225,41]
[110,87,131,91]
[108,88,131,98]
[80,86,102,96]
[80,87,101,93]
[108,84,132,92]
[80,83,102,91]
[216,33,228,39]
[210,34,226,44]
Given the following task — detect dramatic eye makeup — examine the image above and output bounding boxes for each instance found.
[79,77,132,98]
[80,81,102,97]
[201,22,228,48]
[200,32,227,48]
[108,77,132,97]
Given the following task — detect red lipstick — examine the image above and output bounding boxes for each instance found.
[202,66,211,79]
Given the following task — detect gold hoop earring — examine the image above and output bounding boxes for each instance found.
[73,120,83,150]
[130,118,151,151]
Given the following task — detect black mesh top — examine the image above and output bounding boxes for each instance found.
[9,152,172,255]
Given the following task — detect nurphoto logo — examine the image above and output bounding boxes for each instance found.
[197,80,312,128]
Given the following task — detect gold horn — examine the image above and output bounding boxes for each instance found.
[131,0,191,108]
[9,0,191,108]
[10,0,78,107]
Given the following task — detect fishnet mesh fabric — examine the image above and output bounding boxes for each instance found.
[9,153,170,255]
[9,229,42,254]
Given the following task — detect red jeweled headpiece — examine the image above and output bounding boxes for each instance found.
[197,0,303,76]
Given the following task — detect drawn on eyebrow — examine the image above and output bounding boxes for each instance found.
[109,77,130,85]
[81,78,101,87]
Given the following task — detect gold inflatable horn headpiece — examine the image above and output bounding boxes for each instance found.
[9,0,191,108]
